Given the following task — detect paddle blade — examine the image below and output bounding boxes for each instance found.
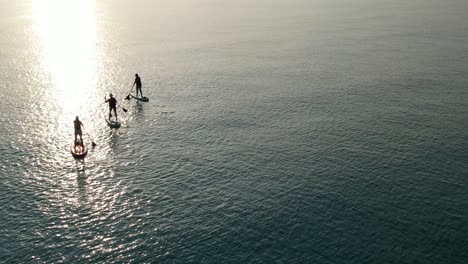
[122,108,128,112]
[125,95,131,100]
[91,141,97,147]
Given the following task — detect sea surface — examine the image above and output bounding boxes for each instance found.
[1,0,467,263]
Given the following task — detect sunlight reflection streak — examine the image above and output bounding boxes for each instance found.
[32,0,98,121]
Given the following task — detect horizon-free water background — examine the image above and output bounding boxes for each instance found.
[1,0,467,263]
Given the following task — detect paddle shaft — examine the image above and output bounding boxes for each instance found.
[81,125,97,147]
[126,84,135,97]
[105,96,128,112]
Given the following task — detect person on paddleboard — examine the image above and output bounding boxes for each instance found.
[74,116,84,145]
[133,73,143,97]
[105,93,118,120]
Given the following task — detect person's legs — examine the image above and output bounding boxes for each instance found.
[138,86,143,97]
[79,130,83,144]
[113,107,118,120]
[109,108,112,120]
[75,130,78,143]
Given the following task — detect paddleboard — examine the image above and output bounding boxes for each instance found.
[71,140,88,159]
[106,116,121,128]
[130,94,149,102]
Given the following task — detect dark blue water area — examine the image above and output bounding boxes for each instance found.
[127,75,468,263]
[2,55,468,264]
[1,0,468,263]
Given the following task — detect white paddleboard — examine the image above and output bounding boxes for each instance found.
[105,116,121,128]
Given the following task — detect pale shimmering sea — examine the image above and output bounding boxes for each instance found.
[0,0,467,263]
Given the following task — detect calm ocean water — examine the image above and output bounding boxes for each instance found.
[1,0,467,263]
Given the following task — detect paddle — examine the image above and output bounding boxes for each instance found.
[125,84,134,100]
[105,96,128,112]
[82,126,97,147]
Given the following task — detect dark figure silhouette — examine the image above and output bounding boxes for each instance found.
[74,116,84,144]
[133,73,143,97]
[105,94,118,120]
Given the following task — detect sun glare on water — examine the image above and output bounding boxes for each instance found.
[32,0,99,119]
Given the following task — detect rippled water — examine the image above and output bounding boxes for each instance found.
[1,0,468,263]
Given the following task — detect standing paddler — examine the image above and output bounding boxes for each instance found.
[105,93,118,121]
[133,73,143,97]
[74,116,84,145]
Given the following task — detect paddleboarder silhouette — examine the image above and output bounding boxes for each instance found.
[105,94,118,120]
[73,116,84,145]
[133,73,143,97]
